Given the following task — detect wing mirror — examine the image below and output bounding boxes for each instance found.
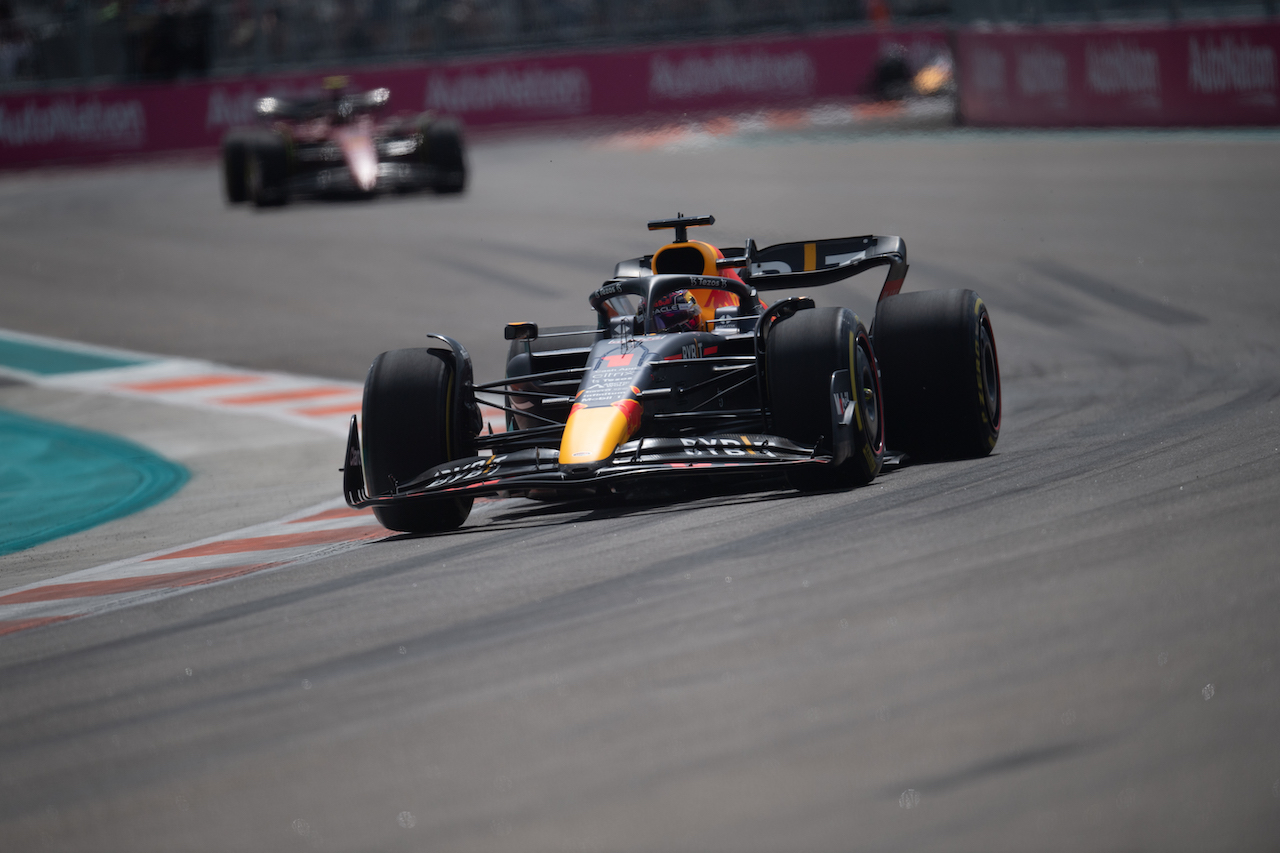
[504,322,539,341]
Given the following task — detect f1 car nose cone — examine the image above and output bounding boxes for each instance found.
[336,127,379,192]
[558,405,637,467]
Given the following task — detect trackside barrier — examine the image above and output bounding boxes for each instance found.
[0,28,949,170]
[955,19,1280,126]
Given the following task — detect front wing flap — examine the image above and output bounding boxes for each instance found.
[343,417,829,508]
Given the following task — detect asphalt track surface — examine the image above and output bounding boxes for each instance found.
[2,126,1279,851]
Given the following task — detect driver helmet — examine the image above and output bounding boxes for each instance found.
[641,289,703,333]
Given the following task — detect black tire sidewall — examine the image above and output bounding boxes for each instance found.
[873,289,1000,459]
[766,306,883,488]
[221,133,248,203]
[248,131,289,207]
[362,348,474,532]
[421,117,466,193]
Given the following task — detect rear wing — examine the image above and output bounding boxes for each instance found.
[735,234,908,302]
[613,235,908,303]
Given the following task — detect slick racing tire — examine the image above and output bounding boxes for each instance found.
[361,348,474,533]
[221,132,249,203]
[248,132,290,208]
[872,289,1000,460]
[422,117,467,194]
[767,306,884,490]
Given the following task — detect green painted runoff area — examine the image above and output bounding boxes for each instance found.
[0,333,181,556]
[0,409,188,556]
[0,335,148,375]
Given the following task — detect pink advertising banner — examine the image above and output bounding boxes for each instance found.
[956,19,1280,127]
[0,28,949,170]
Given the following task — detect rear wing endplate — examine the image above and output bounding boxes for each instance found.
[736,235,908,302]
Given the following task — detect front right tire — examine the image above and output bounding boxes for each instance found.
[361,348,474,533]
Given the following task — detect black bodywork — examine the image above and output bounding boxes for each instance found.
[343,220,916,510]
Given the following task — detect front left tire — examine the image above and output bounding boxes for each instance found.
[248,131,290,208]
[361,348,475,533]
[421,116,467,194]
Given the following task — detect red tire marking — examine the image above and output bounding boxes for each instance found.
[146,525,385,560]
[0,562,288,604]
[122,374,263,392]
[217,387,352,405]
[293,402,363,417]
[288,506,374,524]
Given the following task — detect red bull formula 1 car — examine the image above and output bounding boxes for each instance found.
[343,214,1001,532]
[221,79,466,207]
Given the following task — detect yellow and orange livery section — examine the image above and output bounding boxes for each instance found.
[558,399,643,464]
[651,239,744,327]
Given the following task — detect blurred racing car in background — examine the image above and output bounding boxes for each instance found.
[221,77,467,207]
[343,214,1001,532]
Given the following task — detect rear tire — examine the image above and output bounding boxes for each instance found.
[767,306,884,489]
[872,289,1001,460]
[423,117,467,194]
[361,348,474,533]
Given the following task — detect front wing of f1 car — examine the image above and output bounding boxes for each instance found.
[343,415,835,509]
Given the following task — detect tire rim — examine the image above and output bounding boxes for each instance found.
[857,336,883,451]
[979,315,1000,428]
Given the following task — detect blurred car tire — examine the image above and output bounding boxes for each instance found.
[423,117,467,194]
[221,132,249,204]
[248,132,291,208]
